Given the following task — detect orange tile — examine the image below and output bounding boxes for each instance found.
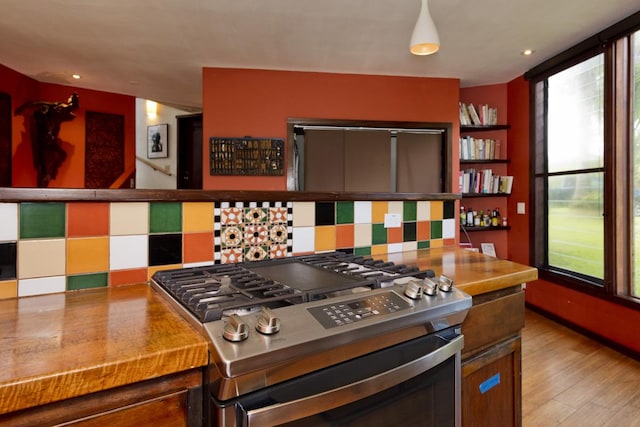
[417,221,431,241]
[184,232,214,264]
[147,264,182,280]
[443,238,456,246]
[110,268,148,286]
[315,226,336,252]
[67,202,109,237]
[67,237,109,274]
[430,201,444,220]
[371,245,388,256]
[0,280,17,299]
[387,225,403,244]
[336,224,354,249]
[430,239,444,248]
[371,201,388,224]
[183,202,214,233]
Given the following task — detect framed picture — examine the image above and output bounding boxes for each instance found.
[481,243,497,257]
[147,124,168,159]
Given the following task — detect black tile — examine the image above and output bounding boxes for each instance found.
[0,242,16,280]
[149,234,182,266]
[443,200,456,219]
[315,202,336,226]
[403,222,417,242]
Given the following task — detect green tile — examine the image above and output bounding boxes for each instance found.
[20,202,66,239]
[403,201,417,221]
[354,246,371,256]
[418,241,431,249]
[430,220,443,239]
[149,202,182,233]
[67,272,108,291]
[336,201,354,224]
[372,224,387,245]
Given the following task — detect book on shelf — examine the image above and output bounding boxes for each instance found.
[459,136,501,160]
[459,168,513,194]
[459,102,498,126]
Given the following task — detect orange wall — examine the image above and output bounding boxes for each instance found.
[0,63,136,188]
[202,68,461,190]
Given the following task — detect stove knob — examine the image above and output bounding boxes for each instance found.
[422,278,439,296]
[404,280,424,300]
[223,314,249,342]
[255,307,280,335]
[438,275,454,292]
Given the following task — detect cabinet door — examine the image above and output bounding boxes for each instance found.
[462,337,521,427]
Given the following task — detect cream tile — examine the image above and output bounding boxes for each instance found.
[442,218,456,239]
[386,243,404,253]
[183,261,215,268]
[110,203,149,235]
[387,201,403,214]
[18,276,66,297]
[354,201,372,224]
[354,223,372,247]
[110,235,148,270]
[292,227,314,254]
[18,239,66,279]
[402,241,418,252]
[0,203,18,241]
[292,202,315,227]
[417,201,431,221]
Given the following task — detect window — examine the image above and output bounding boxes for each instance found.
[528,15,640,300]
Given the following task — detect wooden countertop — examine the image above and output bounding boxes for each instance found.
[0,284,209,415]
[0,247,535,416]
[383,247,538,296]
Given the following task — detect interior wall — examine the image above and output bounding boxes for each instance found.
[201,68,461,191]
[135,99,191,189]
[0,63,136,188]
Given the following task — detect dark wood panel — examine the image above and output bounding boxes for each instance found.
[0,92,11,186]
[85,111,124,188]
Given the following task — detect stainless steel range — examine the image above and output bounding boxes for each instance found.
[151,251,472,427]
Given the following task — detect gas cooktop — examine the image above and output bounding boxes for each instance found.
[151,251,435,323]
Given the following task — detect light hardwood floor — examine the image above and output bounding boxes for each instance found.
[522,309,640,426]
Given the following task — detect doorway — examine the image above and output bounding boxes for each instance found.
[177,113,202,189]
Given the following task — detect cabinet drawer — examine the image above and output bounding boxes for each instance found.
[461,287,524,359]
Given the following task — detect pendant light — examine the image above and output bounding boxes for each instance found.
[410,0,440,55]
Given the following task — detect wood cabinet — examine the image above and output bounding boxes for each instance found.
[0,368,204,427]
[460,286,524,427]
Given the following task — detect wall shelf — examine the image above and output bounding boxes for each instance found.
[461,225,511,232]
[460,124,511,132]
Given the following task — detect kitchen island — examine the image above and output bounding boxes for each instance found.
[0,247,535,426]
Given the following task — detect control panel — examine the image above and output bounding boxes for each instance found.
[307,291,412,329]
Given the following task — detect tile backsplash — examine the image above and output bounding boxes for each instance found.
[0,199,456,299]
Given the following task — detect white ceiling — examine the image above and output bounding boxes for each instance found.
[1,0,639,110]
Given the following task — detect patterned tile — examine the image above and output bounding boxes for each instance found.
[150,202,182,233]
[0,203,18,241]
[67,273,108,291]
[18,239,65,279]
[245,246,269,262]
[19,203,65,239]
[67,203,109,237]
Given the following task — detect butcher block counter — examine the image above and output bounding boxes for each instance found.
[0,284,209,426]
[0,247,536,426]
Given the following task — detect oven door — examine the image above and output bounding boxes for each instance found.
[214,327,463,427]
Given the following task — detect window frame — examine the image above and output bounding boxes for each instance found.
[526,13,640,304]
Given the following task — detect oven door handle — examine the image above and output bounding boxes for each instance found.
[242,334,464,427]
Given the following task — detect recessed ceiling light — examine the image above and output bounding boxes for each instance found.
[521,49,535,56]
[72,74,81,79]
